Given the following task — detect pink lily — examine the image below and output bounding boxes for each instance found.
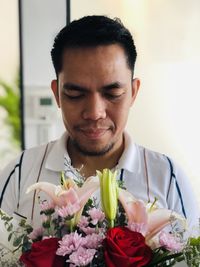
[118,188,185,242]
[26,176,99,224]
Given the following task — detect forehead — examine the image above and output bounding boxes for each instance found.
[59,44,131,83]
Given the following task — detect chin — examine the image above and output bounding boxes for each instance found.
[73,140,114,157]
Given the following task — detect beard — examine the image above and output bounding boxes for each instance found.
[70,138,115,157]
[68,120,116,156]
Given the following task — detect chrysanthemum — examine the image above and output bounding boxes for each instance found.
[56,232,85,256]
[67,247,96,266]
[88,207,105,225]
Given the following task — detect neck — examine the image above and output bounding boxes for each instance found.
[67,137,124,178]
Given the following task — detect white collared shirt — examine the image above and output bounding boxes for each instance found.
[0,132,199,229]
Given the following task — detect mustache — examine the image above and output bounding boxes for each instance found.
[74,120,114,130]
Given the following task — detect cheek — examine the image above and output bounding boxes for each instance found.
[110,102,131,126]
[60,103,78,127]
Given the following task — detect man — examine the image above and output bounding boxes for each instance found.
[0,16,199,229]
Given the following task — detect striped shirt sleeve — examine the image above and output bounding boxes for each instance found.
[0,152,24,215]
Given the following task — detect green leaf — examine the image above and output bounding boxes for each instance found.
[6,216,14,222]
[22,241,32,253]
[13,235,23,247]
[25,224,33,234]
[1,214,13,222]
[148,249,184,267]
[8,232,13,242]
[13,244,22,253]
[19,219,26,227]
[189,237,200,246]
[7,223,13,232]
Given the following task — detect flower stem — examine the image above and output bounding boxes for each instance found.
[109,219,114,228]
[69,218,75,232]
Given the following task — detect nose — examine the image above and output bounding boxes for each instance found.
[82,93,106,121]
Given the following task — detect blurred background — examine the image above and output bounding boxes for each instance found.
[0,0,199,203]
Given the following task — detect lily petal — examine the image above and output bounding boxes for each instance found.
[146,209,185,241]
[77,176,99,207]
[118,188,137,204]
[98,169,118,224]
[26,181,79,207]
[57,188,80,206]
[118,189,148,226]
[26,181,58,195]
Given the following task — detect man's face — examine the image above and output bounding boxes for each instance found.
[51,44,140,156]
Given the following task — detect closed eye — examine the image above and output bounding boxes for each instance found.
[104,93,124,100]
[62,83,87,100]
[64,93,84,100]
[62,88,85,100]
[104,88,125,100]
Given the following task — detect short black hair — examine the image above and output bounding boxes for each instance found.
[51,15,137,77]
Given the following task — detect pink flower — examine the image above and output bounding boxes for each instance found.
[77,216,89,228]
[40,200,55,211]
[26,177,99,226]
[56,202,81,218]
[28,227,44,240]
[80,226,97,235]
[127,222,148,236]
[118,188,185,242]
[118,195,148,226]
[84,233,104,249]
[26,177,99,209]
[88,208,105,225]
[56,232,85,256]
[67,247,96,266]
[159,231,183,252]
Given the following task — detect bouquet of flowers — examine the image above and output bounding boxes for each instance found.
[0,169,199,267]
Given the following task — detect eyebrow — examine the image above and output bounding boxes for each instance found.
[102,82,125,90]
[62,82,125,92]
[63,83,88,92]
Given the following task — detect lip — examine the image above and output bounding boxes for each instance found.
[79,128,108,140]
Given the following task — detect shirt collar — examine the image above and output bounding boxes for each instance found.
[45,132,68,171]
[117,132,141,174]
[45,131,141,174]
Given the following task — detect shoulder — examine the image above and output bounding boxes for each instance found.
[124,132,167,162]
[124,132,183,174]
[121,133,173,175]
[137,144,170,169]
[22,141,54,163]
[144,146,186,177]
[138,145,165,159]
[0,141,55,178]
[135,142,194,184]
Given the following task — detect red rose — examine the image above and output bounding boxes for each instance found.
[20,237,65,267]
[103,226,153,267]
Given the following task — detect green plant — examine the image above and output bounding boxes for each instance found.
[0,75,21,147]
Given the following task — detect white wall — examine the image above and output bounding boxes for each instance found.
[0,0,19,82]
[125,0,200,204]
[0,0,20,169]
[21,0,66,86]
[71,0,200,203]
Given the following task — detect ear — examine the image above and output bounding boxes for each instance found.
[130,78,140,106]
[51,79,60,108]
